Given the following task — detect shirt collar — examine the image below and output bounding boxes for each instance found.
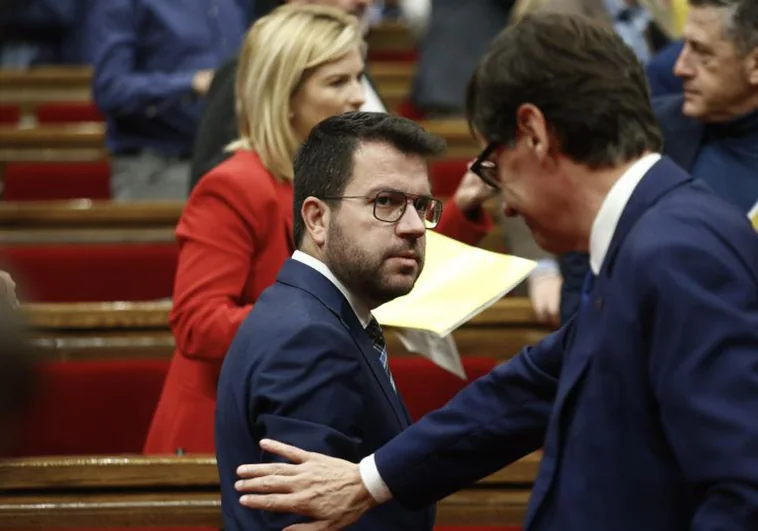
[292,250,373,328]
[589,153,662,275]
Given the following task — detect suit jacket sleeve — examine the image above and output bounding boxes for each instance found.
[169,165,259,361]
[435,201,493,246]
[251,323,366,528]
[374,324,568,509]
[643,224,758,530]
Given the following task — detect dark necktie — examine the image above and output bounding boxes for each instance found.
[365,317,396,392]
[581,271,596,307]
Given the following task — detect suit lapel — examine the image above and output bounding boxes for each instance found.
[277,259,410,429]
[525,158,694,527]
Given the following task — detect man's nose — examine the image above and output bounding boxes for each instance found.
[395,203,427,236]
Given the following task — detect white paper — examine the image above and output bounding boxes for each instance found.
[395,328,466,379]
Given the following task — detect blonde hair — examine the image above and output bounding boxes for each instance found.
[228,4,365,182]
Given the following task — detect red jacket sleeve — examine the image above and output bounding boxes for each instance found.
[169,168,262,361]
[435,201,493,246]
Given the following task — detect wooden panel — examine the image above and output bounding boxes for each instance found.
[366,21,418,52]
[22,298,551,361]
[0,492,222,529]
[0,228,176,244]
[0,200,184,228]
[0,453,539,491]
[22,298,541,330]
[0,455,217,491]
[0,489,529,528]
[0,67,92,106]
[437,489,531,526]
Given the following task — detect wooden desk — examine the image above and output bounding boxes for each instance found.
[22,298,553,362]
[0,67,92,110]
[0,453,537,528]
[0,119,477,164]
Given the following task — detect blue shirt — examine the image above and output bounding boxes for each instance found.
[604,0,652,63]
[90,0,253,156]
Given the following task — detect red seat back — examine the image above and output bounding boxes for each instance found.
[9,359,170,456]
[430,159,470,197]
[2,162,111,201]
[35,102,105,124]
[1,244,178,302]
[0,104,21,125]
[391,357,499,421]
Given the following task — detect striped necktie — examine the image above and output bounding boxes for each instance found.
[365,317,396,392]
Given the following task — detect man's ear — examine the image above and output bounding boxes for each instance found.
[746,48,758,86]
[515,103,551,162]
[301,196,329,246]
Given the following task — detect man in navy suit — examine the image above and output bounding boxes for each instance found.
[560,0,758,321]
[215,112,445,530]
[231,12,758,531]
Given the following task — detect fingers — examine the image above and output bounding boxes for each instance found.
[235,474,296,494]
[239,493,302,512]
[260,438,312,464]
[237,461,298,478]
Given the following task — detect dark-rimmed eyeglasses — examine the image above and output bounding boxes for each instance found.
[320,189,443,228]
[470,141,502,189]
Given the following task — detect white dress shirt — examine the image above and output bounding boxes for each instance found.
[292,250,372,328]
[358,152,663,504]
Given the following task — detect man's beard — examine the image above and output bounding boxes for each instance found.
[324,220,424,308]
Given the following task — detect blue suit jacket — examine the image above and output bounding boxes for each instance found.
[374,158,758,530]
[559,95,704,322]
[216,259,435,530]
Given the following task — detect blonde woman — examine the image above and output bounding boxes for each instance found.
[144,4,490,455]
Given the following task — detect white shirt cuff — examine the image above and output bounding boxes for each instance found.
[358,453,393,504]
[529,258,560,278]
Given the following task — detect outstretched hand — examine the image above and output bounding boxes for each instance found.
[235,439,378,530]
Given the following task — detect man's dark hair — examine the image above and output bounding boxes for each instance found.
[292,112,445,246]
[689,0,758,54]
[466,13,663,168]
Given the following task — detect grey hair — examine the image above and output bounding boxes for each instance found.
[689,0,758,55]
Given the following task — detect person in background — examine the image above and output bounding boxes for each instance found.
[561,0,758,321]
[216,111,443,531]
[89,0,254,201]
[0,0,91,67]
[233,13,758,530]
[189,0,380,189]
[144,4,493,456]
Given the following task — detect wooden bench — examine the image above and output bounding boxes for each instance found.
[0,453,537,528]
[0,67,93,115]
[22,298,552,363]
[0,120,477,164]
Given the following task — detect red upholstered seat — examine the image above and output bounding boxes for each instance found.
[1,244,177,302]
[391,356,499,421]
[2,161,111,201]
[430,158,470,197]
[0,104,21,125]
[35,102,105,124]
[9,359,170,457]
[395,98,427,121]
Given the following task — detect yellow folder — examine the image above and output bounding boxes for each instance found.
[373,230,536,377]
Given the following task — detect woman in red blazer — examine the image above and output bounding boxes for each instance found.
[144,4,494,455]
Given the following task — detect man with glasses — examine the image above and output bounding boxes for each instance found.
[215,111,444,531]
[231,13,758,531]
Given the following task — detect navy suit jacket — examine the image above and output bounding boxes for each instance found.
[373,158,758,531]
[559,95,704,321]
[215,259,435,530]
